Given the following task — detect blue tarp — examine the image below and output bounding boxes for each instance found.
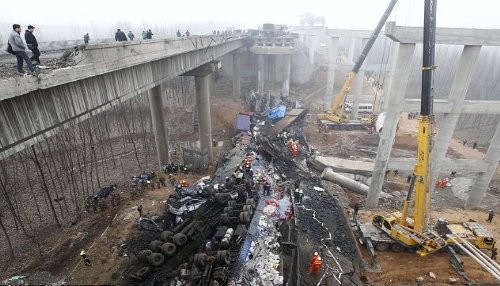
[268,105,286,120]
[235,114,251,131]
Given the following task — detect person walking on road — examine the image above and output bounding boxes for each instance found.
[8,24,35,75]
[115,29,127,42]
[487,210,494,223]
[24,25,41,65]
[80,249,92,266]
[127,31,135,41]
[83,33,90,44]
[137,205,143,217]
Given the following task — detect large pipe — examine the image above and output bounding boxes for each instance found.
[454,235,500,273]
[448,236,500,280]
[321,167,369,195]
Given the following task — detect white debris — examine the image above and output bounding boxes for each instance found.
[448,277,458,283]
[429,272,436,279]
[313,186,325,192]
[416,276,424,282]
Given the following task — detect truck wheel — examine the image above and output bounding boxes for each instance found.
[138,249,152,263]
[243,205,253,215]
[160,231,174,242]
[136,266,151,278]
[223,206,233,214]
[194,253,208,268]
[149,240,163,252]
[161,242,177,256]
[173,233,188,247]
[228,200,237,208]
[220,213,229,224]
[239,211,250,224]
[245,198,256,208]
[390,243,405,252]
[216,250,231,265]
[375,242,389,252]
[148,252,165,267]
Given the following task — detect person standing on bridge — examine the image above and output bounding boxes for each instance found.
[83,33,90,44]
[25,25,41,65]
[176,30,182,37]
[8,24,35,75]
[146,29,153,39]
[115,29,127,42]
[127,31,135,41]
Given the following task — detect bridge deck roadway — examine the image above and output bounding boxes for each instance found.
[0,35,247,160]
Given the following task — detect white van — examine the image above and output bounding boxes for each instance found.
[358,103,373,113]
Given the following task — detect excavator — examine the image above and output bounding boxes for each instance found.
[356,0,498,279]
[318,0,398,130]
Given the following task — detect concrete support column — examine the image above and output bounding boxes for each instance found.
[348,38,356,62]
[430,46,482,195]
[367,43,416,207]
[308,35,315,65]
[351,38,368,119]
[325,36,339,110]
[195,74,214,163]
[257,54,265,92]
[232,52,241,98]
[466,122,500,208]
[281,54,291,97]
[148,85,170,169]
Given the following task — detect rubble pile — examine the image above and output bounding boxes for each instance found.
[231,195,286,286]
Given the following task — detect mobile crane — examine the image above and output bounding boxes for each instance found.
[318,0,398,130]
[355,0,496,262]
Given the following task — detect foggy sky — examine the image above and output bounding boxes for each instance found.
[1,0,499,42]
[2,0,499,30]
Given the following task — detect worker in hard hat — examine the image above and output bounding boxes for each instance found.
[80,249,92,266]
[311,252,320,264]
[309,256,322,274]
[181,179,190,188]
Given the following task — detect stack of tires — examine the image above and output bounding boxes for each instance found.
[220,199,255,225]
[135,230,189,279]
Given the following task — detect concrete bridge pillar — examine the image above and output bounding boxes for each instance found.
[367,43,415,207]
[232,52,241,98]
[148,85,170,169]
[257,54,265,92]
[466,122,500,208]
[184,62,221,164]
[308,35,315,65]
[281,54,291,97]
[351,38,368,119]
[430,45,482,198]
[325,36,339,110]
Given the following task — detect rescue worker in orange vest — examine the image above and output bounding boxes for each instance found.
[181,179,190,188]
[309,256,322,274]
[311,252,320,264]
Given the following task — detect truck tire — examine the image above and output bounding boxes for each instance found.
[227,200,237,208]
[161,242,177,256]
[223,207,233,214]
[194,253,208,268]
[220,213,229,223]
[149,240,163,252]
[138,249,152,263]
[173,233,188,247]
[216,250,231,265]
[136,266,151,278]
[160,231,174,242]
[243,205,253,215]
[390,243,405,252]
[148,252,165,267]
[375,242,389,252]
[239,211,250,224]
[245,198,256,208]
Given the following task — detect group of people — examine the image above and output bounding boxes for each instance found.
[7,24,40,75]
